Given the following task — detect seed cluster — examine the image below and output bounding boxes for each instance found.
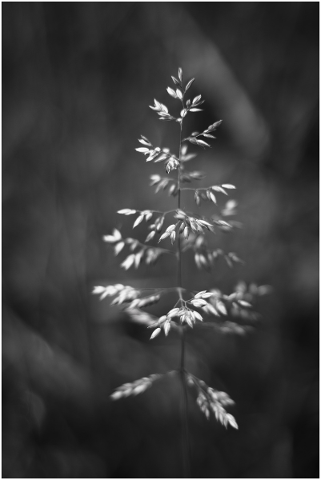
[93,68,271,433]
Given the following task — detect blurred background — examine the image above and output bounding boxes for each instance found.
[2,2,319,478]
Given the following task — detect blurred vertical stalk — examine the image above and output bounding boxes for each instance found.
[177,119,191,477]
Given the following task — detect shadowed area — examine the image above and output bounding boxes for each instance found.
[3,3,318,478]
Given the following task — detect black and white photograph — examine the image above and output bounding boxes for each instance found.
[2,2,319,478]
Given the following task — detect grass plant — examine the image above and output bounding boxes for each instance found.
[93,68,270,477]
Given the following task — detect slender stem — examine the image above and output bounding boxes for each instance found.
[177,124,182,211]
[180,187,206,191]
[180,329,190,477]
[177,124,182,288]
[136,208,178,215]
[177,113,191,477]
[180,325,185,370]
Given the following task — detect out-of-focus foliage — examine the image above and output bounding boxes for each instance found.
[3,3,318,478]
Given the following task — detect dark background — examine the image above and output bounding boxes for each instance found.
[2,2,319,478]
